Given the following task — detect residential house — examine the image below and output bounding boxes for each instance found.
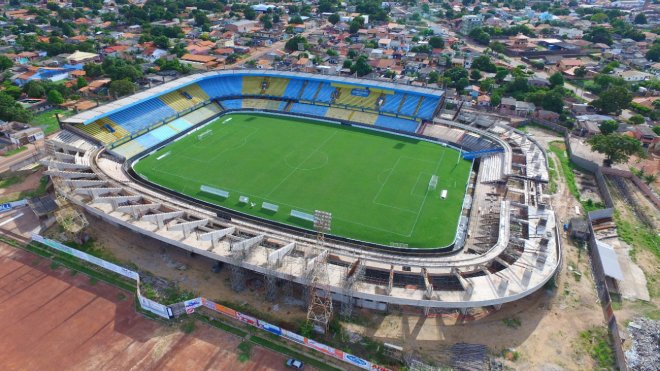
[616,70,654,82]
[226,20,258,33]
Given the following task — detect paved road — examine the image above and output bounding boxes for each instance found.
[0,143,42,173]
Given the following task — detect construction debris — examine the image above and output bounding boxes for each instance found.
[625,317,659,371]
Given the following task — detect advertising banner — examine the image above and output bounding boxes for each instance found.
[257,319,282,337]
[138,295,170,319]
[184,297,203,310]
[31,234,139,280]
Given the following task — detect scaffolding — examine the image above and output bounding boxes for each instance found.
[306,210,333,333]
[340,259,365,318]
[53,191,89,241]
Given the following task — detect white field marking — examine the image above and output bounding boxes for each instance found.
[142,166,416,238]
[265,131,338,198]
[223,117,233,123]
[404,148,448,236]
[371,156,402,204]
[0,212,24,227]
[410,172,432,197]
[156,151,170,160]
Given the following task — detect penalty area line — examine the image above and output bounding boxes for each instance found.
[156,151,170,160]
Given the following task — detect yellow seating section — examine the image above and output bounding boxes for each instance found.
[325,107,352,120]
[160,91,196,111]
[242,76,263,95]
[242,98,270,109]
[334,87,379,110]
[262,78,289,97]
[77,118,130,144]
[179,84,209,104]
[349,111,378,125]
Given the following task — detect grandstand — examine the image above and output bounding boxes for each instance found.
[46,70,559,315]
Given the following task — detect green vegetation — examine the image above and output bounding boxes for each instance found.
[0,175,50,204]
[181,318,196,334]
[614,209,659,261]
[502,317,522,329]
[30,109,68,135]
[578,327,615,369]
[1,146,27,157]
[237,341,252,362]
[547,157,558,194]
[134,113,471,248]
[0,175,23,189]
[548,142,580,199]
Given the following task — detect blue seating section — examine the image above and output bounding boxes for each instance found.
[399,95,420,117]
[381,93,404,113]
[221,99,243,109]
[283,79,305,99]
[198,76,242,99]
[458,134,499,152]
[416,97,439,119]
[108,99,176,134]
[375,115,419,133]
[278,101,288,111]
[300,81,320,101]
[169,118,193,132]
[315,83,334,103]
[290,103,328,116]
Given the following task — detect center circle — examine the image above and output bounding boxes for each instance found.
[284,151,329,171]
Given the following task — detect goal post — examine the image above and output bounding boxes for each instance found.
[428,175,438,191]
[197,129,212,140]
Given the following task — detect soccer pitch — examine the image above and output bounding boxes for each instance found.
[133,113,472,248]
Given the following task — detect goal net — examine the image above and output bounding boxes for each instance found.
[197,129,212,140]
[428,175,438,191]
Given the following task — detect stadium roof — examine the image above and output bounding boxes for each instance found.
[62,69,444,125]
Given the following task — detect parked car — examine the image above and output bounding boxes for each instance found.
[286,358,304,369]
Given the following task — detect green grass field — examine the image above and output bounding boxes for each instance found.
[133,113,472,248]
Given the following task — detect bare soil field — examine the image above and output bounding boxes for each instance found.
[0,242,295,371]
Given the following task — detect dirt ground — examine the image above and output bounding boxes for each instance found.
[0,242,297,371]
[0,169,44,199]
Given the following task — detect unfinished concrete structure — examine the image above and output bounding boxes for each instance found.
[42,108,560,314]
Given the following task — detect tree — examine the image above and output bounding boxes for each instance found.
[646,44,660,62]
[628,114,645,125]
[634,13,647,24]
[47,90,64,104]
[289,15,303,24]
[328,13,340,25]
[350,56,372,77]
[549,72,564,88]
[109,79,135,97]
[285,36,308,52]
[244,7,256,20]
[349,19,361,34]
[24,81,45,98]
[0,91,32,123]
[489,41,506,54]
[541,91,564,113]
[428,71,440,83]
[470,69,482,81]
[428,36,444,49]
[574,66,587,78]
[84,63,104,78]
[0,55,12,72]
[583,26,612,45]
[599,120,619,135]
[76,76,88,89]
[154,35,170,49]
[471,55,496,73]
[591,86,633,114]
[587,134,643,165]
[653,126,660,136]
[469,28,490,45]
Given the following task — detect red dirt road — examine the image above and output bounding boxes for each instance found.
[0,243,292,371]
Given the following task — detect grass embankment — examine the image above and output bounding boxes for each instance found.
[548,141,604,212]
[577,327,616,370]
[0,175,50,203]
[1,146,27,157]
[29,109,69,135]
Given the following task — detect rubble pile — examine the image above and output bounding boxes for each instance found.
[625,317,660,371]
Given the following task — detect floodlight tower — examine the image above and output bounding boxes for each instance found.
[306,210,333,333]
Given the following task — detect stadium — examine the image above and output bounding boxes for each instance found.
[43,70,560,322]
